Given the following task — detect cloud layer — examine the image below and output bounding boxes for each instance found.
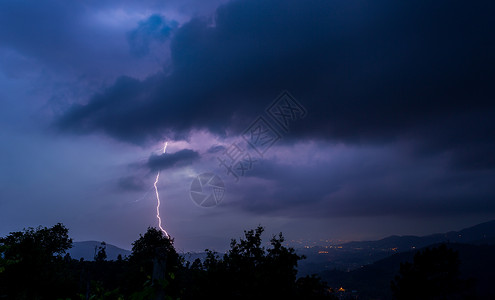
[55,0,495,171]
[148,148,200,171]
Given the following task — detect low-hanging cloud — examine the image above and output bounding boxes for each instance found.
[147,148,200,172]
[224,149,495,218]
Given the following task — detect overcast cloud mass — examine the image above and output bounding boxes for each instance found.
[0,0,494,251]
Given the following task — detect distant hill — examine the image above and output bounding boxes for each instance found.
[68,241,131,261]
[182,251,209,263]
[296,219,495,276]
[319,243,495,300]
[177,220,495,278]
[340,219,495,251]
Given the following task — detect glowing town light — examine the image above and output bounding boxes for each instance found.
[154,142,170,238]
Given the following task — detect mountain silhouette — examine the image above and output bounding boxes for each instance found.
[339,219,495,251]
[68,241,131,261]
[320,243,495,299]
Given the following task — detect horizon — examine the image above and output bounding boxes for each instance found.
[66,218,495,252]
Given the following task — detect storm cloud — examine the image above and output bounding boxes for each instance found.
[55,0,495,171]
[127,14,178,57]
[147,148,200,171]
[226,148,495,218]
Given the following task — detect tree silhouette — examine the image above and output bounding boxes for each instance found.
[0,223,74,299]
[391,244,474,300]
[95,241,107,262]
[183,226,335,300]
[126,227,181,299]
[0,224,335,299]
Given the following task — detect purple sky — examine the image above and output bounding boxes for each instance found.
[1,0,494,252]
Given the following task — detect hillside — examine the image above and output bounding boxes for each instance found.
[68,241,131,261]
[319,243,495,299]
[296,219,495,276]
[340,219,495,250]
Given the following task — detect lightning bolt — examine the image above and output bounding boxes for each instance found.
[154,142,170,239]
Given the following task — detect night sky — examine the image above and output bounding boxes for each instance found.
[1,0,494,252]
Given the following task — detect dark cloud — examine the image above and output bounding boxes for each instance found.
[206,145,226,154]
[0,0,186,85]
[147,148,199,171]
[0,1,112,76]
[55,0,495,171]
[224,153,495,218]
[127,14,178,57]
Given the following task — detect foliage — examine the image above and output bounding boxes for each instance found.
[0,224,332,299]
[0,223,72,259]
[94,242,107,262]
[182,226,334,299]
[0,223,74,299]
[126,227,181,298]
[297,274,337,299]
[391,244,475,300]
